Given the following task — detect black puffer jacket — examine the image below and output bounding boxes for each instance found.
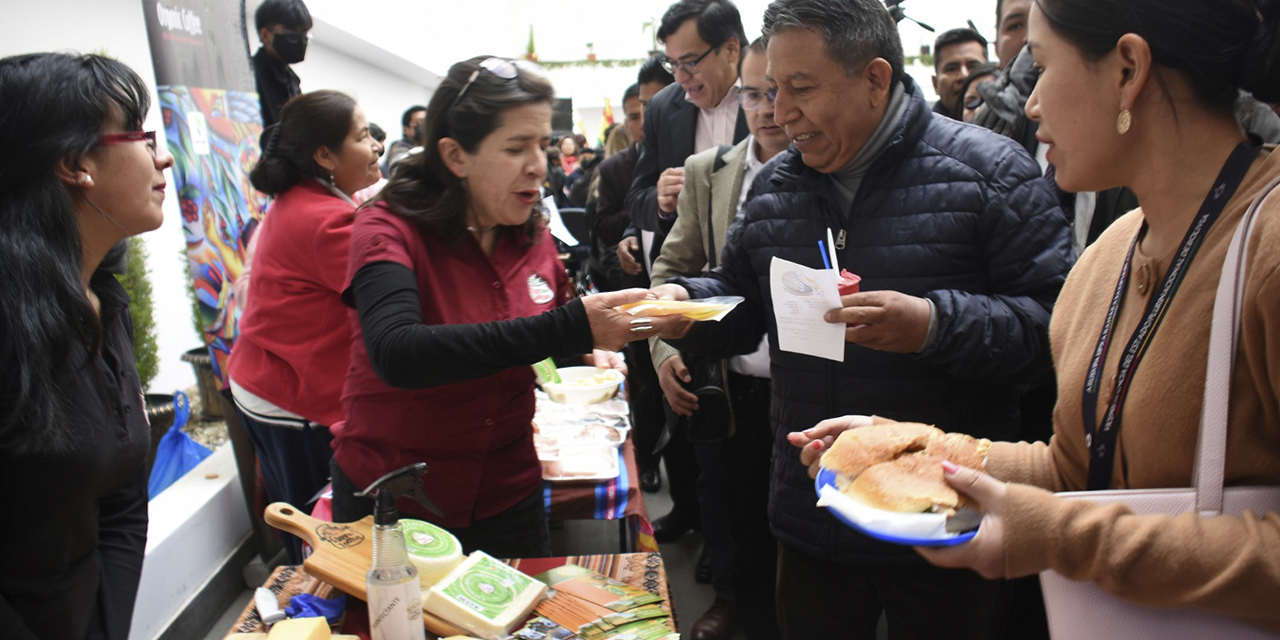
[672,78,1074,564]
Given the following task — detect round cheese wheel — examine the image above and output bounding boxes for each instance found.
[401,519,465,589]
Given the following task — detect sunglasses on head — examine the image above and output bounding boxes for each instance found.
[447,57,545,119]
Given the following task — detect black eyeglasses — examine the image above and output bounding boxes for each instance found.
[97,131,158,157]
[448,57,544,118]
[964,95,985,111]
[660,45,716,76]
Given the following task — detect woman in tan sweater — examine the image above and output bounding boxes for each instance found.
[792,0,1280,631]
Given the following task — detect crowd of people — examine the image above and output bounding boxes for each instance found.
[2,0,1279,638]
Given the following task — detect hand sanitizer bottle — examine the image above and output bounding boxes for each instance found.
[357,464,441,640]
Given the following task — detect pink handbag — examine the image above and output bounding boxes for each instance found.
[1040,176,1280,639]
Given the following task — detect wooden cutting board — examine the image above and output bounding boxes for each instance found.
[263,502,467,637]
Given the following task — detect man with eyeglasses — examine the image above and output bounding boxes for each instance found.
[252,0,312,128]
[650,0,1073,636]
[625,0,749,274]
[647,37,788,640]
[622,1,749,632]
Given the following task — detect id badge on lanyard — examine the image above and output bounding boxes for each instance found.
[1081,144,1259,490]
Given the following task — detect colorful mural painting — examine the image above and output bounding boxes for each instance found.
[159,87,267,380]
[142,0,260,383]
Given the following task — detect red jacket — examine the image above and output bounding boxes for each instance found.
[334,203,572,528]
[229,180,356,426]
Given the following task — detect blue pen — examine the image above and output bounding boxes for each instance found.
[818,240,832,270]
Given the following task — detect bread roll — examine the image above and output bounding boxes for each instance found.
[849,452,966,515]
[818,419,990,515]
[820,422,942,478]
[923,432,991,470]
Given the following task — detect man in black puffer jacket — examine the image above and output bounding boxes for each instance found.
[655,0,1074,637]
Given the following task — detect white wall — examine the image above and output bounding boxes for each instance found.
[130,445,250,640]
[294,29,437,144]
[243,3,440,150]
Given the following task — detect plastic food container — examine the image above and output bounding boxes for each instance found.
[541,444,620,482]
[540,366,624,405]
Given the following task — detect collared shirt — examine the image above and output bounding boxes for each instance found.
[735,134,766,216]
[729,135,771,379]
[693,83,742,154]
[335,204,572,528]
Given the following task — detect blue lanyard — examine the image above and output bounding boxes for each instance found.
[1081,144,1258,491]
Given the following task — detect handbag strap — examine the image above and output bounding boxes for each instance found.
[1195,173,1280,516]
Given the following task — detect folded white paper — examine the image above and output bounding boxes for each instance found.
[769,256,846,362]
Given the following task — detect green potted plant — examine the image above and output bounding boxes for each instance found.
[113,239,176,471]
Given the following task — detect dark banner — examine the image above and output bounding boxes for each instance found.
[141,0,267,382]
[143,0,255,90]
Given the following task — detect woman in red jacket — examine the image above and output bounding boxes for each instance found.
[228,89,382,563]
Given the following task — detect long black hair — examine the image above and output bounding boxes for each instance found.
[377,56,555,245]
[250,90,357,196]
[1034,0,1280,110]
[0,52,151,452]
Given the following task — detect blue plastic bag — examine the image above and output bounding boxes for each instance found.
[148,391,212,498]
[285,593,346,623]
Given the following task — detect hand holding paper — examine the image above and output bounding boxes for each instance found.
[825,290,932,353]
[770,256,846,362]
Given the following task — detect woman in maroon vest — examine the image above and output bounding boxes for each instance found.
[331,56,655,558]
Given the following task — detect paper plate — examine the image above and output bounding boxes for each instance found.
[815,467,979,547]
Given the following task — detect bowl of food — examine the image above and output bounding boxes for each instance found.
[541,366,624,405]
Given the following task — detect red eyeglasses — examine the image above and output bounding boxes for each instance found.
[97,131,157,156]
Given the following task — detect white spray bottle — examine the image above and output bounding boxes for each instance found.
[355,463,441,640]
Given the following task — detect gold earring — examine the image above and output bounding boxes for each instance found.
[1116,109,1132,135]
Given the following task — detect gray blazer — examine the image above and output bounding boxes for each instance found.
[648,138,750,371]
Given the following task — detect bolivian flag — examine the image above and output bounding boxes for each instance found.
[598,97,614,148]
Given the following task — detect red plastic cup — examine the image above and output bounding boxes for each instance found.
[837,269,861,296]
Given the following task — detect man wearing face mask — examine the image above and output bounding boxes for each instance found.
[252,0,312,128]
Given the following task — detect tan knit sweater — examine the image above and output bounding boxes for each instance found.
[985,148,1280,632]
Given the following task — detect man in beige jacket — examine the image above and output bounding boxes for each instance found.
[648,39,790,640]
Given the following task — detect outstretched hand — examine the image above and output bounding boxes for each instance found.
[647,284,696,340]
[582,289,657,351]
[786,415,878,478]
[914,462,1009,579]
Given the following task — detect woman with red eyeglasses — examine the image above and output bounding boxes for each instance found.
[0,52,173,639]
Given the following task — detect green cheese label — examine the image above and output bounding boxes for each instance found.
[441,556,533,620]
[401,519,459,558]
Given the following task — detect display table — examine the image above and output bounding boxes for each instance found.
[312,438,655,553]
[544,438,656,553]
[226,552,676,638]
